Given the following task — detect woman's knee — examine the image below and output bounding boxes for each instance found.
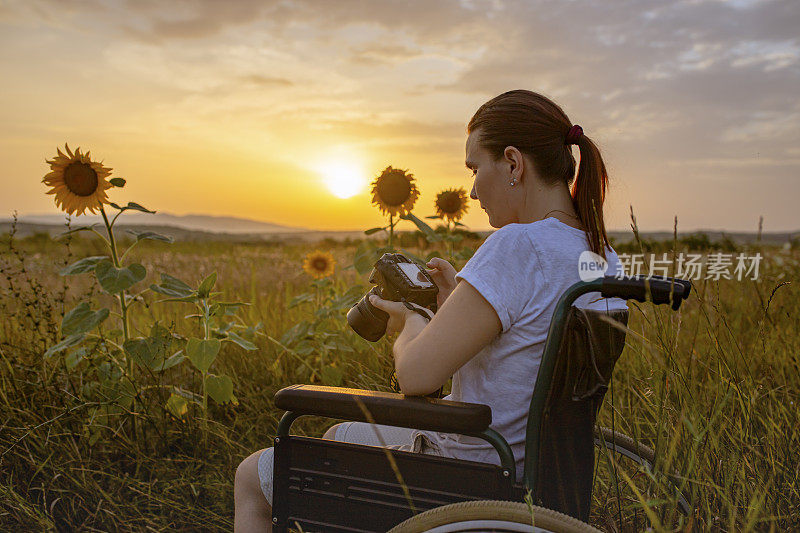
[235,449,264,495]
[323,423,344,440]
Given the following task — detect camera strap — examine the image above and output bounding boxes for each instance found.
[400,299,432,322]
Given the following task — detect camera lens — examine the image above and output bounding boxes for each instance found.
[347,287,389,341]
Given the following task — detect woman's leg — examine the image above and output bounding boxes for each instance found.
[234,449,272,533]
[233,422,426,532]
[233,426,343,532]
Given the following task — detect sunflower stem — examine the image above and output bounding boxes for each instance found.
[200,297,210,446]
[388,214,394,250]
[447,220,454,262]
[100,206,131,356]
[100,206,119,267]
[202,371,208,447]
[88,228,111,247]
[118,240,140,264]
[109,209,124,229]
[100,204,136,437]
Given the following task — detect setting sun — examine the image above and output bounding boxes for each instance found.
[319,161,366,199]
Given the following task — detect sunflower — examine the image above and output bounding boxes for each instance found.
[42,143,114,216]
[370,166,420,217]
[434,187,469,223]
[303,250,336,279]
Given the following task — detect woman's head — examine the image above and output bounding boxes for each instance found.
[466,89,610,258]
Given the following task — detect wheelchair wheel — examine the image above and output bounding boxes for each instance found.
[388,500,602,533]
[592,427,691,528]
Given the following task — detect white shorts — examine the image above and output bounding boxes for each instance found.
[257,422,445,505]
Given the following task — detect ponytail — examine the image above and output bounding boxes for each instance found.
[572,135,610,259]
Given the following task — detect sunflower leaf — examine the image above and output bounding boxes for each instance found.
[126,230,174,243]
[122,323,177,371]
[424,215,441,220]
[58,225,102,238]
[209,302,245,318]
[62,302,110,336]
[65,347,87,370]
[109,178,126,187]
[59,256,108,276]
[224,331,257,351]
[159,351,186,371]
[185,338,220,373]
[400,213,442,242]
[166,393,189,418]
[150,273,195,298]
[111,202,156,214]
[44,334,85,359]
[95,260,147,294]
[364,227,385,235]
[123,338,157,369]
[197,272,217,298]
[127,202,155,214]
[206,374,237,405]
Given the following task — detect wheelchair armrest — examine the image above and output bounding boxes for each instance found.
[274,384,492,434]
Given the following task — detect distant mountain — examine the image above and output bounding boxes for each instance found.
[8,212,308,234]
[3,213,797,245]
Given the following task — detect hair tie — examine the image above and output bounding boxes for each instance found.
[565,124,583,145]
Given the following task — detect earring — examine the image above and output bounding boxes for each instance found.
[509,178,517,186]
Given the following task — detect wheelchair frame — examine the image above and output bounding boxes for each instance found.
[269,275,691,531]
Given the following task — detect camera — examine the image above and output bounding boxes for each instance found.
[347,253,438,341]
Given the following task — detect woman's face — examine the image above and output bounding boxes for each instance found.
[465,129,515,228]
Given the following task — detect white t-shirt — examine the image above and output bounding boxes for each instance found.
[420,217,628,480]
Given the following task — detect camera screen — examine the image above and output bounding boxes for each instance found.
[398,263,433,288]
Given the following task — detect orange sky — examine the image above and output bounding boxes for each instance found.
[2,0,799,233]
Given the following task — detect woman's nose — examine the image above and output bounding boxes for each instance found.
[470,184,478,200]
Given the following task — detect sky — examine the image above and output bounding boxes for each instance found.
[1,0,798,232]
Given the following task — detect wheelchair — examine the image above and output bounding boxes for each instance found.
[269,275,692,532]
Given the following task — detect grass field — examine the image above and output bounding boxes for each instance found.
[1,227,798,532]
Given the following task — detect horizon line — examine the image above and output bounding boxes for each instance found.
[3,214,798,236]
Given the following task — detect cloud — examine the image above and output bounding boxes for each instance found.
[2,0,799,230]
[348,43,423,67]
[238,74,294,88]
[119,0,275,42]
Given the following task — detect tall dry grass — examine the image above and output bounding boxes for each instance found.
[1,229,798,531]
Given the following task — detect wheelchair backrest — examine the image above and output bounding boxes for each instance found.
[533,305,628,520]
[522,275,689,514]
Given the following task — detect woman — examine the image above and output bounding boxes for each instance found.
[233,89,627,532]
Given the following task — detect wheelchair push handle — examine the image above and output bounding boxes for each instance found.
[600,275,691,310]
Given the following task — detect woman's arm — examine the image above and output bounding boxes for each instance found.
[370,279,502,396]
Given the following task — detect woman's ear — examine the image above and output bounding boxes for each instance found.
[503,145,524,181]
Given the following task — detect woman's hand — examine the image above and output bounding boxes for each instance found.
[369,294,433,337]
[425,258,458,308]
